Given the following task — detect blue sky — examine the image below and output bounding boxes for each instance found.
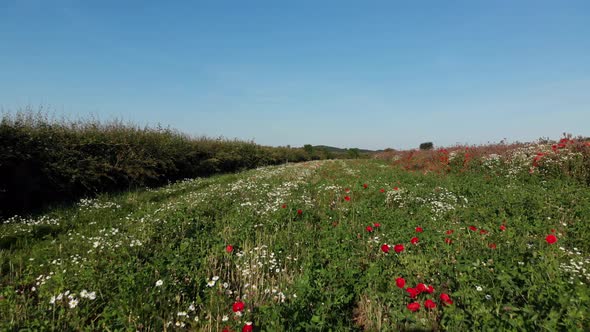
[1,0,589,150]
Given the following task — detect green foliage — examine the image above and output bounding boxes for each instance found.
[419,142,434,150]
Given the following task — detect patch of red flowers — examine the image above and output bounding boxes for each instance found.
[445,238,453,244]
[410,237,419,245]
[416,227,424,233]
[395,277,405,288]
[406,287,419,298]
[440,293,453,305]
[407,302,420,312]
[416,283,427,293]
[242,322,253,332]
[446,229,454,235]
[394,244,404,253]
[225,245,234,253]
[424,299,437,309]
[469,226,477,231]
[366,226,374,232]
[381,244,390,253]
[546,234,558,244]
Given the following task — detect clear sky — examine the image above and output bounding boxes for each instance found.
[1,0,589,150]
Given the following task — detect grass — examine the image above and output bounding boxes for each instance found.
[1,154,590,331]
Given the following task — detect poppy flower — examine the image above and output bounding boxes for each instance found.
[488,243,497,249]
[232,301,245,312]
[223,328,231,332]
[297,209,303,215]
[480,229,488,235]
[345,188,351,193]
[394,244,404,253]
[242,322,253,332]
[373,223,381,228]
[410,237,419,245]
[281,204,287,209]
[226,245,234,253]
[395,277,406,288]
[407,302,420,312]
[344,196,351,201]
[416,283,427,293]
[500,224,506,231]
[415,227,424,233]
[363,183,368,189]
[424,299,437,309]
[393,187,399,191]
[440,293,453,305]
[425,285,435,294]
[379,188,385,193]
[446,230,454,235]
[469,226,477,231]
[366,226,374,233]
[445,238,452,244]
[551,229,556,233]
[406,287,419,298]
[381,244,390,253]
[545,234,557,244]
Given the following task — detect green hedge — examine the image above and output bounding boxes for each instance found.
[0,112,316,217]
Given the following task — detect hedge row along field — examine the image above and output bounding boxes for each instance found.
[2,140,590,331]
[0,112,338,218]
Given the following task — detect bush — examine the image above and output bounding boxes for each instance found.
[419,142,434,150]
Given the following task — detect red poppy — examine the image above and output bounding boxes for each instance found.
[363,183,368,189]
[551,229,556,233]
[416,283,427,293]
[345,188,350,193]
[406,287,419,298]
[373,223,381,228]
[379,188,385,193]
[426,285,435,294]
[242,322,253,332]
[500,224,506,231]
[366,226,374,233]
[445,238,453,244]
[381,244,390,253]
[424,299,437,309]
[344,196,351,201]
[415,227,424,233]
[407,302,420,312]
[395,277,406,288]
[440,293,453,305]
[223,328,231,332]
[281,204,287,209]
[480,229,488,235]
[545,234,557,244]
[393,187,399,191]
[297,209,303,215]
[410,237,419,245]
[469,226,477,231]
[446,229,454,235]
[232,301,245,312]
[226,245,234,253]
[488,243,497,249]
[394,244,404,253]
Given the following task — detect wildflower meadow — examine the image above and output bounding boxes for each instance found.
[2,139,590,331]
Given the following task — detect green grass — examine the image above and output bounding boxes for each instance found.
[2,159,590,331]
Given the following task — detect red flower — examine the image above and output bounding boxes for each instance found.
[366,226,374,233]
[373,223,381,228]
[407,302,420,312]
[223,328,231,332]
[545,234,558,244]
[480,229,488,235]
[297,209,303,215]
[416,283,427,293]
[344,196,351,201]
[232,301,245,312]
[415,227,424,233]
[410,237,419,245]
[500,224,506,231]
[488,243,497,249]
[242,322,253,332]
[380,188,385,193]
[395,277,406,288]
[394,244,404,253]
[551,229,556,233]
[469,226,477,231]
[363,183,368,189]
[225,245,234,253]
[406,287,419,298]
[445,238,452,244]
[424,299,437,309]
[345,188,350,193]
[440,293,453,305]
[281,204,287,209]
[446,229,454,235]
[381,244,390,253]
[393,187,399,191]
[426,285,435,294]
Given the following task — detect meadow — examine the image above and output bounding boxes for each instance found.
[2,139,590,331]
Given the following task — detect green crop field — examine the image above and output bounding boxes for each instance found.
[2,146,590,331]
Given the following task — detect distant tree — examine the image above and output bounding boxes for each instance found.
[303,144,314,155]
[419,142,434,150]
[347,148,360,159]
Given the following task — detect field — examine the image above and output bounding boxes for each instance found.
[2,141,590,331]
